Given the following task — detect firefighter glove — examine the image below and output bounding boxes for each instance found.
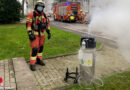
[28,31,36,40]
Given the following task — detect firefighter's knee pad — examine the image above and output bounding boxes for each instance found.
[39,46,44,53]
[32,48,38,56]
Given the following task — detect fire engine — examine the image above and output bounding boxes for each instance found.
[53,2,82,22]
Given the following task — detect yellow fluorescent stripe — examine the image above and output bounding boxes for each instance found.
[36,16,42,19]
[27,27,31,30]
[29,19,32,22]
[27,17,32,20]
[42,16,45,18]
[27,18,32,22]
[48,27,50,29]
[26,20,30,22]
[27,29,32,31]
[41,32,45,35]
[30,57,36,60]
[26,20,32,23]
[33,31,45,35]
[37,53,42,56]
[34,32,38,35]
[26,17,29,20]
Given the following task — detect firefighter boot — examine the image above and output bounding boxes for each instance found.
[36,58,45,66]
[30,64,36,71]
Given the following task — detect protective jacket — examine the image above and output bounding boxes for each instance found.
[26,10,50,35]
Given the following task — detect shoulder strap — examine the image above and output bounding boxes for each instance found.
[33,11,36,18]
[32,11,37,25]
[43,12,47,19]
[43,12,48,24]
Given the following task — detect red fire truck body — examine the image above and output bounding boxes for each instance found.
[53,2,82,22]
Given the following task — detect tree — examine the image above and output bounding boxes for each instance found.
[0,0,22,24]
[22,0,25,17]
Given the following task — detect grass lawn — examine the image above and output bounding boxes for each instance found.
[0,24,101,60]
[66,71,130,90]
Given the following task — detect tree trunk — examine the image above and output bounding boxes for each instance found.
[22,0,25,17]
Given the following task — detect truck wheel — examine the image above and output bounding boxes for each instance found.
[61,16,63,22]
[54,15,56,21]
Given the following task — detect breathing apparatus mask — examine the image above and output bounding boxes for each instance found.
[35,2,45,13]
[37,6,43,12]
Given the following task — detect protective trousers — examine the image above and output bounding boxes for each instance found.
[30,33,45,65]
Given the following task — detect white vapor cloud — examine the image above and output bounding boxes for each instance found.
[89,0,130,62]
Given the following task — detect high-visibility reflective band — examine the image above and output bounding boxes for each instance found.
[26,17,29,20]
[26,20,30,22]
[42,16,45,18]
[27,27,32,31]
[36,17,38,19]
[34,32,38,35]
[30,57,36,60]
[46,18,48,22]
[27,18,32,22]
[36,16,42,20]
[29,19,32,22]
[33,31,45,35]
[48,26,50,29]
[37,53,42,56]
[26,20,32,23]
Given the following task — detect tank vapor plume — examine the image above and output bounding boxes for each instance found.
[89,0,130,62]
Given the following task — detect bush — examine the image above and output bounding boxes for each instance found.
[0,0,22,24]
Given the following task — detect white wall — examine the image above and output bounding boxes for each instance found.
[44,0,54,14]
[25,0,54,15]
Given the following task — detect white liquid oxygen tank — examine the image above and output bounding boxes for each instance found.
[79,36,96,83]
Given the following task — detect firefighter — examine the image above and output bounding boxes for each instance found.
[84,10,89,24]
[78,9,83,23]
[26,0,51,71]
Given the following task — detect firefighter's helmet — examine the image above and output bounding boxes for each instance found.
[80,9,82,12]
[35,0,45,10]
[37,0,44,3]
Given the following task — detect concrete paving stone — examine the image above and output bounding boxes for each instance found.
[4,60,10,88]
[50,63,61,78]
[10,83,16,90]
[46,64,56,82]
[0,60,4,90]
[12,55,79,90]
[12,58,29,72]
[53,60,64,87]
[45,64,59,89]
[51,63,68,88]
[0,59,16,90]
[38,70,47,88]
[8,59,16,90]
[33,71,42,86]
[37,69,46,85]
[12,57,40,90]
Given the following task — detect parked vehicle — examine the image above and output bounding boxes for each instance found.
[53,2,82,22]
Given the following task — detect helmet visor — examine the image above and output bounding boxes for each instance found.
[37,6,43,12]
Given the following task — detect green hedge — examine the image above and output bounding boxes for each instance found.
[0,0,22,24]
